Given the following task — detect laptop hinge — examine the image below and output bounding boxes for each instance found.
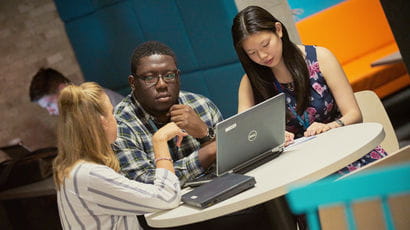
[271,144,284,154]
[232,144,284,175]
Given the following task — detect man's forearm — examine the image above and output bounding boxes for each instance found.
[198,141,216,169]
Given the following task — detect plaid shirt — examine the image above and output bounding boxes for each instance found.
[113,91,223,184]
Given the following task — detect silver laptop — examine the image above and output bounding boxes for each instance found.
[216,92,285,176]
[184,93,285,187]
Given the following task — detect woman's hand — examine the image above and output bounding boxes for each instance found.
[152,122,188,173]
[304,122,332,137]
[153,122,188,147]
[285,131,294,146]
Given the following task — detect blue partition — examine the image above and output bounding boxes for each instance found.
[53,0,243,118]
[288,0,345,21]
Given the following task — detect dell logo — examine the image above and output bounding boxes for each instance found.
[248,130,257,142]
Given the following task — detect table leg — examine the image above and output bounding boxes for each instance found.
[264,196,299,230]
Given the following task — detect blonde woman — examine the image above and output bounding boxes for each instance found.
[53,82,184,230]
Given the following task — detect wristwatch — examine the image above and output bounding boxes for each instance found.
[199,126,216,142]
[335,119,345,127]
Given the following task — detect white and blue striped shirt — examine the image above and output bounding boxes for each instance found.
[57,161,180,230]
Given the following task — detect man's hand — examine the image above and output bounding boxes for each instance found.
[169,104,208,138]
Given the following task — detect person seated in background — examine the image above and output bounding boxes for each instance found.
[53,82,183,230]
[231,6,387,175]
[29,68,124,115]
[113,41,223,185]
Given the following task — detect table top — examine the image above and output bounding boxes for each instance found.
[146,122,385,228]
[371,51,403,67]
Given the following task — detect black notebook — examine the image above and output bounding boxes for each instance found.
[182,173,256,208]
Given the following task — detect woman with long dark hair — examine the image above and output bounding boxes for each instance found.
[231,6,386,175]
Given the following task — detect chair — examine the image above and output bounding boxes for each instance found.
[286,163,410,230]
[319,145,410,230]
[354,90,399,153]
[339,145,410,179]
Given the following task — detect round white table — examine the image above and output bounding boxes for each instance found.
[146,122,385,227]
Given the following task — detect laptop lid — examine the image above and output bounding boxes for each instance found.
[182,173,256,208]
[216,93,285,176]
[0,143,32,164]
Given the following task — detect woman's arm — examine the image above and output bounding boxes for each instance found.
[316,46,362,127]
[238,74,256,113]
[84,164,181,214]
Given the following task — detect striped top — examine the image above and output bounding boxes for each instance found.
[57,161,181,230]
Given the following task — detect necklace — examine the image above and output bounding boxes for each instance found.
[273,78,310,130]
[281,82,295,91]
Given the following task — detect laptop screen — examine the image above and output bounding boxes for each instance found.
[216,93,285,176]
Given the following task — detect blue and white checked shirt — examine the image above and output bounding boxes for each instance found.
[113,91,223,184]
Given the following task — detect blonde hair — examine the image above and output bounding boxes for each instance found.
[53,82,120,189]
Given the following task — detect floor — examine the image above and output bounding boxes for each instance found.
[382,86,410,148]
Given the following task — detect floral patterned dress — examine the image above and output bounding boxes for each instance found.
[278,45,387,175]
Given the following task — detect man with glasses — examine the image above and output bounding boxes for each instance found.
[113,41,273,230]
[113,41,223,186]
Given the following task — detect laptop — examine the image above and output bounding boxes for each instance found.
[0,143,32,187]
[0,143,32,164]
[182,93,285,207]
[181,172,256,208]
[184,92,286,187]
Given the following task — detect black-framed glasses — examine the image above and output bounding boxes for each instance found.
[133,69,180,87]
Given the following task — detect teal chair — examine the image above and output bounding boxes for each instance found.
[286,163,410,230]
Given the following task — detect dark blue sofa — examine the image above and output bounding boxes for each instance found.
[54,0,244,118]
